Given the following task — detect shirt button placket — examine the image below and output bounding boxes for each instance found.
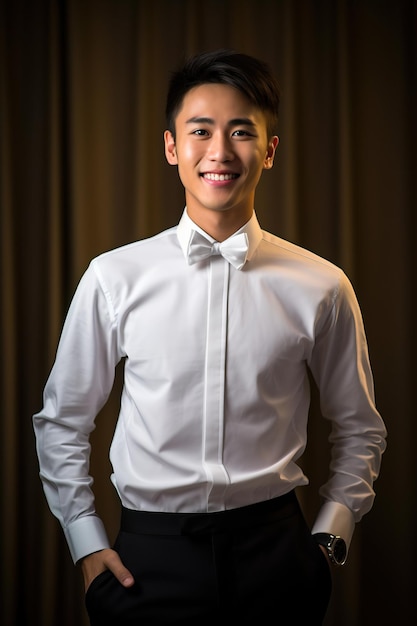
[203,255,230,511]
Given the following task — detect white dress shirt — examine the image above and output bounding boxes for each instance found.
[33,209,386,564]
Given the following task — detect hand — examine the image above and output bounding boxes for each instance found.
[80,548,135,592]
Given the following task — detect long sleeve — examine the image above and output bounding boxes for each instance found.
[33,263,121,561]
[309,272,387,545]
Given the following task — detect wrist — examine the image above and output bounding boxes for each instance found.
[313,532,347,566]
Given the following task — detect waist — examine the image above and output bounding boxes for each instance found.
[120,490,299,536]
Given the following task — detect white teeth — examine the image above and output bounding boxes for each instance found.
[204,173,236,181]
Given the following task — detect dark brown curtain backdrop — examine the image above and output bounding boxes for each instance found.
[1,0,416,624]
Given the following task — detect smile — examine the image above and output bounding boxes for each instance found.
[202,173,239,181]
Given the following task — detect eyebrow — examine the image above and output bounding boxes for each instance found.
[185,116,256,127]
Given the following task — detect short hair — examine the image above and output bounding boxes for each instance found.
[165,49,281,139]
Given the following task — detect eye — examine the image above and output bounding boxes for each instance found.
[232,129,254,138]
[192,129,209,136]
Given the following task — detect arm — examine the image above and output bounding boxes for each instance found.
[308,272,387,555]
[33,263,123,564]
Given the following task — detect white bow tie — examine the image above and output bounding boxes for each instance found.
[187,230,249,270]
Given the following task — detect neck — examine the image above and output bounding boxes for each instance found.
[186,206,253,242]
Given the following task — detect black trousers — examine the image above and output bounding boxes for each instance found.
[85,491,332,625]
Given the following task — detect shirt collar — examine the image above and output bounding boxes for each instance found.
[176,207,263,266]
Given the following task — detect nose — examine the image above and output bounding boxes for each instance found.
[207,131,234,162]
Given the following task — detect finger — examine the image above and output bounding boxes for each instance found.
[105,550,135,587]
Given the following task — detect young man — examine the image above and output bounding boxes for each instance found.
[33,50,386,625]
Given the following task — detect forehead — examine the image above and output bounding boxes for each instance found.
[176,83,265,125]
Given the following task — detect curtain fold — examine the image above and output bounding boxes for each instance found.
[1,1,416,624]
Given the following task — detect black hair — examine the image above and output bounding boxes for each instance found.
[165,49,281,139]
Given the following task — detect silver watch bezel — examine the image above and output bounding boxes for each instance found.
[314,532,347,566]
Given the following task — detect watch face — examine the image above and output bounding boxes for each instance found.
[333,538,347,564]
[313,533,347,565]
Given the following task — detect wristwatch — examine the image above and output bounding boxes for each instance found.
[313,533,347,566]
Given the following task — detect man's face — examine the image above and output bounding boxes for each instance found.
[164,83,278,225]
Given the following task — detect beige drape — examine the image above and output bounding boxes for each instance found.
[1,1,416,624]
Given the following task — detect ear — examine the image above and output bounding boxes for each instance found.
[164,130,178,165]
[263,136,279,170]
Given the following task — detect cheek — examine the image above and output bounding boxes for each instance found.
[176,145,203,182]
[245,153,267,179]
[181,142,202,162]
[177,159,197,188]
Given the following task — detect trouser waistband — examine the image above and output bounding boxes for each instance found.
[120,490,298,536]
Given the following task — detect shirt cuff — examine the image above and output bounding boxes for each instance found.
[311,501,356,551]
[63,515,111,564]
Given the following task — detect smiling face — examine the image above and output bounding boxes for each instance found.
[164,83,279,238]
